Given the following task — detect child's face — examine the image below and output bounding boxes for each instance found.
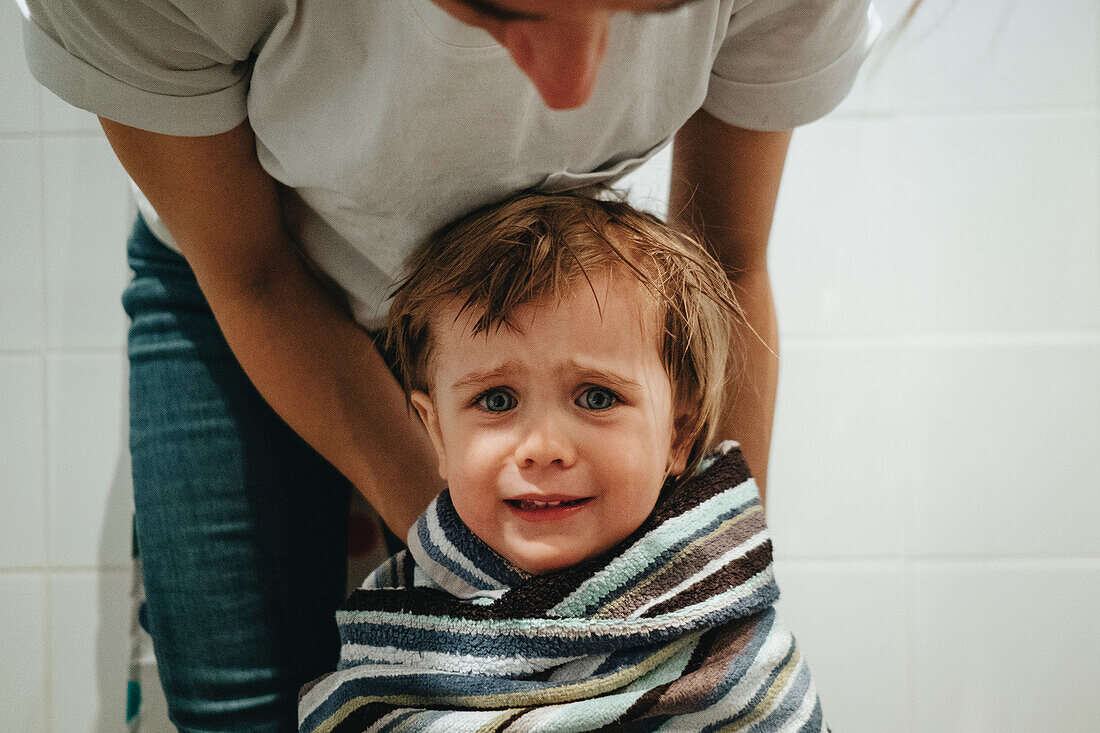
[411,269,691,574]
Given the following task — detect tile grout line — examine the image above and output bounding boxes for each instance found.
[0,566,132,574]
[34,75,44,134]
[828,106,1100,125]
[905,554,1100,565]
[36,121,55,731]
[0,346,134,357]
[770,554,1100,564]
[781,330,1100,350]
[0,128,104,141]
[899,351,915,733]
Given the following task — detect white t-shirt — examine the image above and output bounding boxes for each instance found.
[21,0,878,326]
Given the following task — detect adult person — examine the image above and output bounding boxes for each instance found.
[19,1,879,730]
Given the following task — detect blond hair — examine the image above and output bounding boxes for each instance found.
[385,191,743,477]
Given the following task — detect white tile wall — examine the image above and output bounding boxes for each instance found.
[768,343,908,558]
[772,112,1100,337]
[4,11,135,731]
[46,570,130,733]
[0,573,49,733]
[39,93,103,135]
[0,0,39,133]
[46,353,132,568]
[0,138,45,350]
[905,340,1100,557]
[0,355,48,568]
[906,560,1100,732]
[42,137,133,350]
[770,120,903,336]
[838,0,1100,117]
[1,0,1097,731]
[891,113,1100,333]
[879,0,1100,114]
[773,559,907,733]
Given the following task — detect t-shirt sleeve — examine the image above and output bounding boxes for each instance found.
[704,0,881,131]
[19,0,282,136]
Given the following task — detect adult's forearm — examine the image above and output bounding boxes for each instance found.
[208,246,444,535]
[100,117,443,536]
[670,109,791,503]
[717,268,778,501]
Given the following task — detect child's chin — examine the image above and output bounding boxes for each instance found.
[507,545,591,575]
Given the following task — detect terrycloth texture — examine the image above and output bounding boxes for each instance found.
[298,444,827,732]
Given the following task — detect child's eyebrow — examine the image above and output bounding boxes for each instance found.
[450,363,523,392]
[568,362,644,394]
[449,360,644,394]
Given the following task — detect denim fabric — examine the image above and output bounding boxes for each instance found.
[122,214,351,732]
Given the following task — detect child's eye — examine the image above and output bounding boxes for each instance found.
[576,387,618,411]
[476,388,516,413]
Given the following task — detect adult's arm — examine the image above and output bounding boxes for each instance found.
[670,109,792,504]
[100,117,444,536]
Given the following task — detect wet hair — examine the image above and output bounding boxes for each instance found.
[385,190,744,477]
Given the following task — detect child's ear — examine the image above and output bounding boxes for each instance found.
[667,409,695,477]
[410,390,448,481]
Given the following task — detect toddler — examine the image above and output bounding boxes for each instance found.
[299,193,826,732]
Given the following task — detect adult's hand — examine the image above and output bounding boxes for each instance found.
[100,117,445,536]
[671,109,792,505]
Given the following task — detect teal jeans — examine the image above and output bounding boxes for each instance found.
[123,214,352,732]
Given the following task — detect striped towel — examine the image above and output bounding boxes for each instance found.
[298,443,827,732]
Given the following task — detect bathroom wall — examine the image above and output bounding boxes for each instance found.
[2,0,1097,730]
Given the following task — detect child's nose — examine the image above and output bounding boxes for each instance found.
[513,413,576,469]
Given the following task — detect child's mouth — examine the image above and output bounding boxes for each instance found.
[504,496,593,521]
